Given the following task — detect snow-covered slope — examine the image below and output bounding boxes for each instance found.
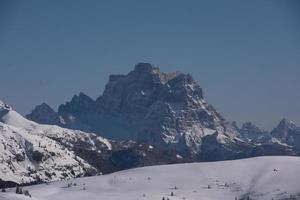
[2,156,300,200]
[0,101,112,185]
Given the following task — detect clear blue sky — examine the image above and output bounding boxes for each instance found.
[0,0,299,130]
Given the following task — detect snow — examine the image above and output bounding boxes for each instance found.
[0,102,112,184]
[0,121,92,184]
[97,137,112,150]
[0,109,38,131]
[2,156,300,200]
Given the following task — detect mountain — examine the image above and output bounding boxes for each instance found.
[239,122,271,143]
[0,100,195,187]
[26,63,299,158]
[271,119,300,149]
[2,156,300,200]
[0,100,109,186]
[1,63,300,187]
[29,63,241,154]
[26,103,62,125]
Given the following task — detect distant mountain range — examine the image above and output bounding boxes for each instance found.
[26,63,300,153]
[1,63,299,187]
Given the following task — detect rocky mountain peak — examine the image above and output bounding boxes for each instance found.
[277,118,297,130]
[231,121,239,130]
[129,63,180,84]
[26,103,60,125]
[241,122,262,133]
[35,103,55,112]
[133,62,158,74]
[73,92,94,102]
[239,121,267,142]
[0,100,12,111]
[58,92,96,115]
[271,118,299,144]
[27,63,240,153]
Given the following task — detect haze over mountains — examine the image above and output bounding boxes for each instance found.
[1,63,300,187]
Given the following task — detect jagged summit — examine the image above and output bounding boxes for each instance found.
[31,103,55,113]
[26,103,61,125]
[272,118,298,137]
[25,63,300,154]
[241,122,263,133]
[133,62,158,73]
[271,118,299,146]
[59,92,95,114]
[29,63,240,154]
[0,100,12,111]
[277,118,297,130]
[126,63,180,85]
[239,121,268,142]
[58,92,95,113]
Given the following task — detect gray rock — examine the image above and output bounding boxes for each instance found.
[26,103,61,125]
[271,119,300,149]
[49,63,240,154]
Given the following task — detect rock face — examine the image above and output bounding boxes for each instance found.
[96,63,240,152]
[26,63,300,156]
[239,122,269,143]
[34,63,240,154]
[271,119,300,149]
[26,103,61,125]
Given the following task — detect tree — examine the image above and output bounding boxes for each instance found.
[24,190,32,198]
[16,186,23,194]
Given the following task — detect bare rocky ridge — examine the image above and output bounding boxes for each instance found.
[26,103,62,125]
[271,119,300,149]
[26,63,300,155]
[34,63,241,154]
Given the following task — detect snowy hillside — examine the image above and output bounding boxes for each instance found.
[0,101,112,184]
[2,156,300,200]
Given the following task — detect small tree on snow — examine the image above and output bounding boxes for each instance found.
[16,186,23,194]
[24,190,31,198]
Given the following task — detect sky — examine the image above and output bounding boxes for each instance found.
[0,0,299,130]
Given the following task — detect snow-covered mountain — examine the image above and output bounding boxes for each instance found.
[2,156,300,200]
[0,100,198,186]
[0,100,112,186]
[1,63,300,189]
